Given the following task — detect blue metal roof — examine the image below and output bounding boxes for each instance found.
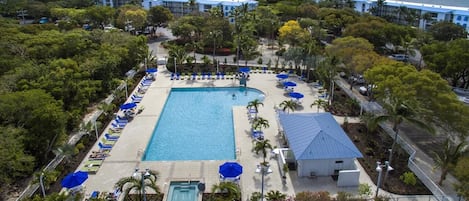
[278,112,363,160]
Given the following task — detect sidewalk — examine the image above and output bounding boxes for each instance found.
[335,78,461,201]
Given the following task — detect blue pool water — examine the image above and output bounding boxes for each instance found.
[167,181,199,201]
[143,87,264,161]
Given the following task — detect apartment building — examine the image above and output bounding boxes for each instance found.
[352,0,469,32]
[141,0,258,20]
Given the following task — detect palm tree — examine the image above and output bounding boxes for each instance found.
[370,98,433,177]
[311,99,328,113]
[210,182,241,201]
[247,99,264,113]
[168,45,188,65]
[114,170,161,201]
[279,100,297,113]
[185,41,202,64]
[433,139,467,185]
[360,112,378,136]
[266,190,287,201]
[252,116,269,131]
[253,139,273,164]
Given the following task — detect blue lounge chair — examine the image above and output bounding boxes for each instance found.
[192,72,197,80]
[176,73,181,80]
[98,142,113,150]
[221,72,225,79]
[115,116,129,122]
[111,122,126,129]
[105,133,119,141]
[263,67,267,73]
[207,73,211,80]
[131,96,143,103]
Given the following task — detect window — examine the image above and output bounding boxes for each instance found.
[457,16,461,21]
[463,24,467,28]
[335,160,344,164]
[465,16,468,21]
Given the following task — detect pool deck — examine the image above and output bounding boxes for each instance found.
[80,67,403,200]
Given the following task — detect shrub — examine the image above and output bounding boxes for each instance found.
[358,183,372,198]
[295,191,332,201]
[76,143,85,151]
[257,58,263,64]
[400,171,417,186]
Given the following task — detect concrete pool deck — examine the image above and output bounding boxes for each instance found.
[80,67,416,200]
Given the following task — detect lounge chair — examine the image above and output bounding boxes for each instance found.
[105,133,119,141]
[252,130,264,140]
[191,72,197,80]
[89,153,107,160]
[81,165,100,174]
[221,72,225,79]
[98,142,113,150]
[85,160,103,166]
[101,139,116,145]
[131,96,143,103]
[111,122,126,129]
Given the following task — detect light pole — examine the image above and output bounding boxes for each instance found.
[174,57,177,74]
[39,172,46,197]
[375,161,393,198]
[257,164,272,201]
[210,31,216,64]
[133,168,150,201]
[93,118,99,141]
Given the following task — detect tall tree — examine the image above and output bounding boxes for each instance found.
[279,100,297,113]
[311,99,328,113]
[433,139,467,185]
[148,6,173,30]
[253,139,273,164]
[428,21,468,41]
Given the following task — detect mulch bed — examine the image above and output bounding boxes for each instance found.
[344,123,431,195]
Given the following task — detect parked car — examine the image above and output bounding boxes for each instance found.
[39,17,48,24]
[388,54,408,62]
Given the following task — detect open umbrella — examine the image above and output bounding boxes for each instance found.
[61,171,88,189]
[276,74,288,79]
[146,68,158,73]
[120,102,137,110]
[283,81,297,87]
[289,92,304,99]
[239,67,250,73]
[219,162,243,178]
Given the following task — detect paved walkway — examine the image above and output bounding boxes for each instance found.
[78,66,443,201]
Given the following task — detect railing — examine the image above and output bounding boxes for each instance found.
[334,79,453,201]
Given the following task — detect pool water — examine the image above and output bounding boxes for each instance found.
[167,181,199,201]
[143,87,264,161]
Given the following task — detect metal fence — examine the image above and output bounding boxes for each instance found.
[334,79,453,201]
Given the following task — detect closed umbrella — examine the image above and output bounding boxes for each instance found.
[61,171,88,189]
[120,102,137,110]
[219,162,243,178]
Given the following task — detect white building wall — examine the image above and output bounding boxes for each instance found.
[297,158,355,177]
[337,169,360,187]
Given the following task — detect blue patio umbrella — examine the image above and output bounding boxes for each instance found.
[61,171,88,189]
[276,74,288,79]
[289,92,304,99]
[219,162,243,178]
[283,81,297,87]
[120,102,137,110]
[239,67,250,73]
[146,68,158,73]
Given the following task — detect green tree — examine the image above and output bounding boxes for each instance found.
[279,100,297,113]
[0,90,66,164]
[428,21,468,41]
[210,181,241,201]
[0,126,35,190]
[114,169,161,201]
[433,139,467,185]
[454,157,469,200]
[266,190,287,201]
[253,139,273,164]
[252,117,270,132]
[148,6,173,30]
[85,5,115,28]
[311,99,328,113]
[247,99,264,114]
[370,97,433,170]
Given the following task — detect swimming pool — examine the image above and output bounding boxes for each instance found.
[167,181,199,201]
[143,87,264,161]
